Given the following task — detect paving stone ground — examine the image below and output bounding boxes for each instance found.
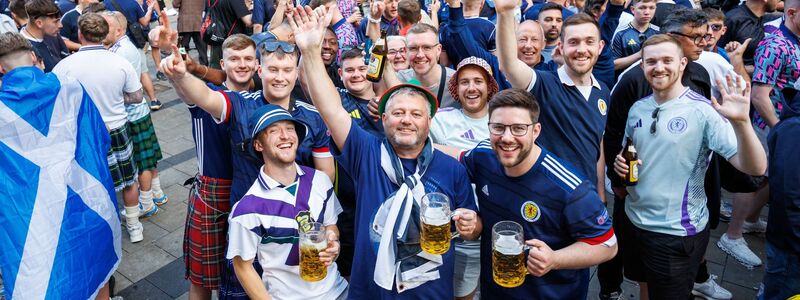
[113,15,769,299]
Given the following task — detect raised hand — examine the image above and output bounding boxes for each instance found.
[494,0,519,13]
[712,74,752,123]
[428,0,440,15]
[348,9,363,25]
[160,44,187,80]
[156,10,178,52]
[370,0,385,20]
[725,38,751,61]
[288,6,331,53]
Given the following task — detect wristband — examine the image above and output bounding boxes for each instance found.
[368,15,381,24]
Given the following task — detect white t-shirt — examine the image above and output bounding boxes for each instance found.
[227,165,347,300]
[110,36,150,122]
[397,67,459,109]
[696,51,738,101]
[429,108,489,150]
[52,45,142,130]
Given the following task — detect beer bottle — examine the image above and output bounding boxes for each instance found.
[367,29,388,82]
[623,137,638,186]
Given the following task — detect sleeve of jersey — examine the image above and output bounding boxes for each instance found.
[323,182,342,226]
[565,186,617,247]
[452,163,479,212]
[311,118,332,158]
[705,108,738,160]
[459,140,490,180]
[213,90,233,124]
[751,40,784,85]
[610,33,624,58]
[329,119,377,178]
[225,214,261,261]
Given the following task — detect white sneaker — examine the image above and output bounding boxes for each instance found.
[692,274,732,299]
[165,8,178,16]
[717,233,762,269]
[742,220,767,233]
[127,222,144,243]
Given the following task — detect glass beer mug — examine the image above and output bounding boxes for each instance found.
[492,221,528,288]
[420,192,454,255]
[299,222,328,282]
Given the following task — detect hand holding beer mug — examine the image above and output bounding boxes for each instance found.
[318,229,340,266]
[420,192,455,255]
[525,238,557,277]
[492,221,528,288]
[299,222,328,282]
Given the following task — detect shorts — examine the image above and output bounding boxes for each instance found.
[453,239,480,297]
[621,215,710,300]
[127,115,162,173]
[184,175,233,289]
[107,125,138,191]
[139,50,149,73]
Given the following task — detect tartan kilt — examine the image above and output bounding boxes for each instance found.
[127,114,162,172]
[107,125,138,191]
[183,175,233,289]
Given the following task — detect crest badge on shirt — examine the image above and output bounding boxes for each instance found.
[296,211,315,233]
[597,99,608,116]
[667,117,688,134]
[521,201,541,222]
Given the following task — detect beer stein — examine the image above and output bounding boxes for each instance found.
[420,192,453,255]
[492,221,528,288]
[299,222,328,282]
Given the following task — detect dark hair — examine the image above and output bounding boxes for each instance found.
[701,7,725,21]
[339,47,365,62]
[539,2,564,17]
[631,0,656,5]
[488,89,541,123]
[661,7,708,34]
[406,22,438,36]
[560,13,600,41]
[397,0,421,24]
[25,0,60,20]
[223,34,256,51]
[0,32,33,60]
[83,2,108,13]
[8,0,27,19]
[582,0,605,18]
[309,0,335,9]
[78,12,109,43]
[641,33,684,58]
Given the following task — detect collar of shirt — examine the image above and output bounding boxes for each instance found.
[557,65,601,90]
[256,163,305,190]
[78,44,106,52]
[656,0,675,3]
[110,36,130,52]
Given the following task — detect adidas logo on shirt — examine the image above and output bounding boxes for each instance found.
[633,119,643,129]
[350,110,361,119]
[461,129,476,140]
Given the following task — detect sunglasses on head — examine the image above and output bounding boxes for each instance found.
[261,40,296,54]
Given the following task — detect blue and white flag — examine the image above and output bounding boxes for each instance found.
[0,67,122,299]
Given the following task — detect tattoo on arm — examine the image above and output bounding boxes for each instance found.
[123,88,145,104]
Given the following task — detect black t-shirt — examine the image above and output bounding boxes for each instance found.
[718,4,763,66]
[30,35,69,72]
[650,2,679,28]
[210,0,251,36]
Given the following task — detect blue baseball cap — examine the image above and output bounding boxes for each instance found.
[248,104,307,142]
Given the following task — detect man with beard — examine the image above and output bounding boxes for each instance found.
[613,34,766,300]
[171,34,258,300]
[497,4,614,201]
[397,23,458,108]
[227,104,348,300]
[440,0,557,90]
[294,6,481,298]
[538,3,564,63]
[459,88,617,299]
[428,56,498,300]
[162,37,335,298]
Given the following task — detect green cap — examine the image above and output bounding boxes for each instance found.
[377,80,439,117]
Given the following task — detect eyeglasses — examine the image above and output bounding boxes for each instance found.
[668,31,712,45]
[261,40,296,54]
[407,43,439,54]
[650,107,660,134]
[388,48,407,56]
[488,123,535,136]
[709,24,723,32]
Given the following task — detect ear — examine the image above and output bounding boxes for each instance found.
[597,38,605,53]
[338,67,343,77]
[531,122,542,139]
[253,137,264,152]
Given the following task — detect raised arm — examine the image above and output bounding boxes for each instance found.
[713,75,767,176]
[291,6,353,149]
[161,45,227,120]
[495,0,534,89]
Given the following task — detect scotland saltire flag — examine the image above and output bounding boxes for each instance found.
[0,67,122,299]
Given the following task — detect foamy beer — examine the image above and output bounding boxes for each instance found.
[299,222,327,282]
[492,221,527,288]
[420,192,453,255]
